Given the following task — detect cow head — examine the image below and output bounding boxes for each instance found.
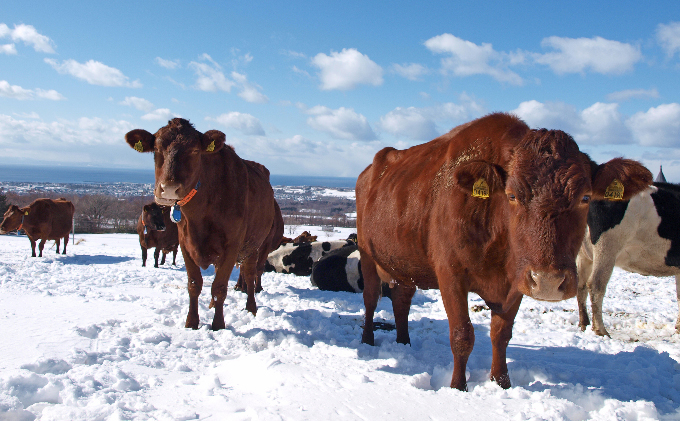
[125,118,226,206]
[0,205,26,234]
[454,129,652,302]
[142,203,166,232]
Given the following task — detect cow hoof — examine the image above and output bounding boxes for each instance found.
[255,286,263,293]
[492,373,511,390]
[185,316,200,330]
[361,331,375,346]
[593,328,610,337]
[211,320,226,331]
[245,304,257,316]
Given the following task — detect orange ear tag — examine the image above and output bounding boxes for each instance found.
[134,140,144,152]
[604,179,624,201]
[472,178,490,199]
[206,140,215,152]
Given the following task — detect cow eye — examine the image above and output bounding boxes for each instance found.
[507,194,516,202]
[581,195,590,204]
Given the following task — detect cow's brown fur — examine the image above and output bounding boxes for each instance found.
[356,113,652,391]
[136,202,179,268]
[125,118,282,330]
[293,231,317,243]
[0,198,75,257]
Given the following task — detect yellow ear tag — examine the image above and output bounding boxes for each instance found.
[206,140,215,152]
[472,178,490,199]
[604,179,624,201]
[24,211,29,215]
[133,140,144,152]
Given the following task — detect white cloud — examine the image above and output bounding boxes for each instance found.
[534,36,641,75]
[657,22,680,58]
[424,33,523,85]
[627,103,680,147]
[282,50,306,59]
[0,23,55,53]
[0,114,133,146]
[311,48,383,90]
[189,60,234,92]
[231,71,269,103]
[391,63,428,81]
[0,80,65,101]
[155,57,180,69]
[141,108,180,121]
[0,43,16,55]
[379,107,439,140]
[207,112,265,136]
[120,96,155,112]
[606,88,660,102]
[306,106,376,141]
[45,58,142,88]
[513,100,580,133]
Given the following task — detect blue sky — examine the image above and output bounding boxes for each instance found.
[2,1,680,180]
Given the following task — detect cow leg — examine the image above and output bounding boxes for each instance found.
[489,296,522,389]
[675,275,680,333]
[160,251,167,266]
[62,235,69,255]
[182,247,204,329]
[359,252,381,346]
[588,259,616,337]
[153,248,160,268]
[439,284,475,391]
[38,239,46,257]
[55,238,61,254]
[141,247,148,267]
[576,253,593,331]
[29,237,37,257]
[391,282,416,345]
[239,256,259,315]
[234,273,246,292]
[172,249,177,265]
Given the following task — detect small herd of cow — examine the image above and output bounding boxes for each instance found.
[2,113,679,391]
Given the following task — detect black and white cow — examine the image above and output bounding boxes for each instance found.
[264,240,355,276]
[577,182,680,336]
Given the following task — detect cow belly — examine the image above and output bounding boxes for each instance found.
[615,236,679,276]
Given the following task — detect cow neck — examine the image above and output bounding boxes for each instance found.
[18,209,29,231]
[176,181,201,207]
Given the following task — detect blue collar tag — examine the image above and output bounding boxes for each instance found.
[170,205,182,223]
[143,227,147,234]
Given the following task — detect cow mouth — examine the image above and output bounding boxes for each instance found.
[154,196,176,206]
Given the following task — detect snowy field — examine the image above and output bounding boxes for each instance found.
[1,227,679,420]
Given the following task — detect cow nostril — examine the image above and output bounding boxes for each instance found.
[557,276,568,292]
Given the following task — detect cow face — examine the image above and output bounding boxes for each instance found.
[0,205,24,234]
[455,129,652,302]
[142,203,166,231]
[125,118,225,206]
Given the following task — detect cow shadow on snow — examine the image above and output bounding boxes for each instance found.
[58,254,134,265]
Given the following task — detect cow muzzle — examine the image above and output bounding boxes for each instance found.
[155,182,182,206]
[527,270,575,302]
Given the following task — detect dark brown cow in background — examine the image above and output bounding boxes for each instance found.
[0,198,75,257]
[356,112,652,391]
[125,118,282,330]
[137,202,179,268]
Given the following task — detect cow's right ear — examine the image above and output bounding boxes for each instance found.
[125,129,155,153]
[453,161,507,199]
[591,158,652,201]
[142,204,152,213]
[202,130,225,153]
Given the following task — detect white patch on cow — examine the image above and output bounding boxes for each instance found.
[345,250,362,292]
[266,241,351,274]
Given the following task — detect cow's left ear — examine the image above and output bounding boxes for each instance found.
[125,129,155,153]
[591,158,652,201]
[201,130,225,153]
[453,161,507,199]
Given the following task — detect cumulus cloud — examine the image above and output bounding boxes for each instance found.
[0,80,65,101]
[231,71,269,103]
[155,57,180,69]
[207,112,265,136]
[657,22,680,58]
[534,36,641,75]
[627,103,680,147]
[0,43,16,55]
[0,114,133,146]
[0,23,55,53]
[424,33,523,85]
[189,55,268,103]
[391,63,428,81]
[141,108,180,121]
[305,105,376,141]
[606,88,659,102]
[119,96,155,112]
[45,58,142,88]
[311,48,383,90]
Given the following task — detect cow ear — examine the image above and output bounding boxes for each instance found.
[591,158,652,201]
[143,204,152,213]
[125,129,155,153]
[202,130,225,153]
[453,161,507,198]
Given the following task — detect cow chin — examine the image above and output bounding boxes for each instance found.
[154,196,176,207]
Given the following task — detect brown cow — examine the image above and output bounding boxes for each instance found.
[293,231,317,243]
[356,113,652,391]
[137,202,179,268]
[125,118,282,330]
[0,198,75,257]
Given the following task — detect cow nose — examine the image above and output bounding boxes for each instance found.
[157,182,181,200]
[528,270,571,301]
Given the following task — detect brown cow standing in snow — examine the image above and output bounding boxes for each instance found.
[125,118,282,330]
[356,112,652,391]
[136,202,179,268]
[0,198,75,257]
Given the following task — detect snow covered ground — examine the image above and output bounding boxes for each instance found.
[1,227,679,420]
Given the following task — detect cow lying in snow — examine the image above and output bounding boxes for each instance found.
[264,240,355,276]
[136,202,179,268]
[311,244,391,299]
[0,198,75,257]
[577,181,680,336]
